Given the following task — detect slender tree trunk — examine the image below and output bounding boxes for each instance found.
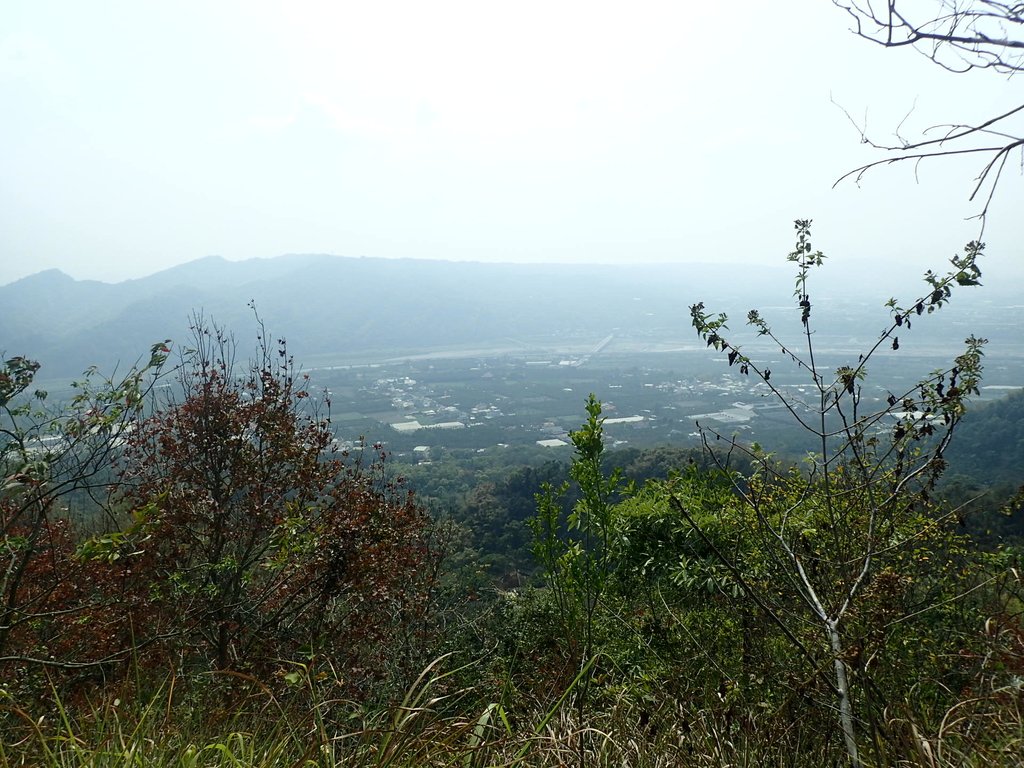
[826,618,861,768]
[0,494,47,658]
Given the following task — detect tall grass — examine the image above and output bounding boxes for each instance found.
[2,657,1022,767]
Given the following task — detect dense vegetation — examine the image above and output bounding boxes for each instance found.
[2,223,1022,767]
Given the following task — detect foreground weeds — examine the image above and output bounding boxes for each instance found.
[2,658,1022,767]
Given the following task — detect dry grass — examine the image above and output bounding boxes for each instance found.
[2,658,1022,767]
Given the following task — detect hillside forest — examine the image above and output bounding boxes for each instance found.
[2,220,1022,768]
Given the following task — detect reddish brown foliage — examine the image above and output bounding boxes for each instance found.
[1,351,169,696]
[105,318,437,687]
[2,322,441,702]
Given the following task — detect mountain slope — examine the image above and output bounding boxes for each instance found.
[4,254,750,381]
[946,388,1024,487]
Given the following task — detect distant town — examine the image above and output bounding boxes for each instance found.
[309,334,1024,461]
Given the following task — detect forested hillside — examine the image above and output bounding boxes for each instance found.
[948,388,1024,487]
[4,223,1021,767]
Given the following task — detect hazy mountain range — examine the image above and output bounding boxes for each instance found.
[3,253,1018,382]
[1,254,789,381]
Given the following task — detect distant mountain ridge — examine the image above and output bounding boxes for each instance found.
[4,253,1018,383]
[5,254,789,381]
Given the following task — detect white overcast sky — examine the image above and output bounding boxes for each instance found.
[1,0,1021,286]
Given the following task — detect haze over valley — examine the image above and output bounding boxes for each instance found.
[5,252,1022,462]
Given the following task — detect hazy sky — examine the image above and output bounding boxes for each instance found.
[1,1,1021,287]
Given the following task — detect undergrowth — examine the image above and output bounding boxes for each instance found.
[2,655,1021,767]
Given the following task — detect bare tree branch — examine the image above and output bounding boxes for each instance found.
[835,1,1024,73]
[832,1,1024,227]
